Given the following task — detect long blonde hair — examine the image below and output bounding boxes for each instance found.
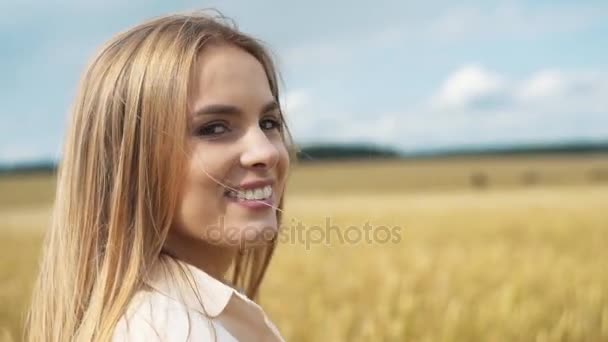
[26,10,296,341]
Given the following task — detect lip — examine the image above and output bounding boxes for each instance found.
[235,179,275,190]
[222,178,275,196]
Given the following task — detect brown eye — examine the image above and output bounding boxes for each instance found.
[260,118,282,131]
[197,122,230,136]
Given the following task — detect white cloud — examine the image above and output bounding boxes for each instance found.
[432,65,506,110]
[431,65,608,114]
[516,70,565,101]
[283,65,608,151]
[410,65,608,149]
[515,70,608,112]
[282,90,310,114]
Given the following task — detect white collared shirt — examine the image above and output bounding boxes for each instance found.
[112,256,285,341]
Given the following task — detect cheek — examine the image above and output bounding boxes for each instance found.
[276,142,290,182]
[174,178,217,237]
[188,143,235,189]
[173,151,231,235]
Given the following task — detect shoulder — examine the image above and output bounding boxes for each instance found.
[112,289,234,342]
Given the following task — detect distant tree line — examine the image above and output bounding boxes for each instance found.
[1,141,607,174]
[0,160,56,176]
[296,143,401,162]
[426,141,608,157]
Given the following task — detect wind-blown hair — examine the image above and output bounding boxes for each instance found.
[25,10,296,341]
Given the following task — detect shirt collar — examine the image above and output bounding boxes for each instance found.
[144,256,244,318]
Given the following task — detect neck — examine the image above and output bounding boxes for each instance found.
[163,233,238,281]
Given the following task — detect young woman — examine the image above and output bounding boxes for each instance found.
[26,10,296,341]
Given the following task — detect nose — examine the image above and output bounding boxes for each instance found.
[239,126,280,170]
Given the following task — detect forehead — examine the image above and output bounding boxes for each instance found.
[190,44,273,109]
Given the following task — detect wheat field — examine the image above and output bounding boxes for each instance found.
[1,155,607,341]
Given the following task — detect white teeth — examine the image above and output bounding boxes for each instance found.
[228,185,273,201]
[254,188,264,198]
[245,190,255,199]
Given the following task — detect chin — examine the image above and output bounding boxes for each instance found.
[237,220,278,248]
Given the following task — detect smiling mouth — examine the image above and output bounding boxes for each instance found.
[224,185,273,201]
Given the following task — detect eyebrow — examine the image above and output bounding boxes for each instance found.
[192,100,279,117]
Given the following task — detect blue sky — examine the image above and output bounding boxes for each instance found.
[1,0,607,163]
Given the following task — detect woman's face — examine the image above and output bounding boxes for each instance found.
[172,44,289,249]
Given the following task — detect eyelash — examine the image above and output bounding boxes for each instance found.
[196,118,283,137]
